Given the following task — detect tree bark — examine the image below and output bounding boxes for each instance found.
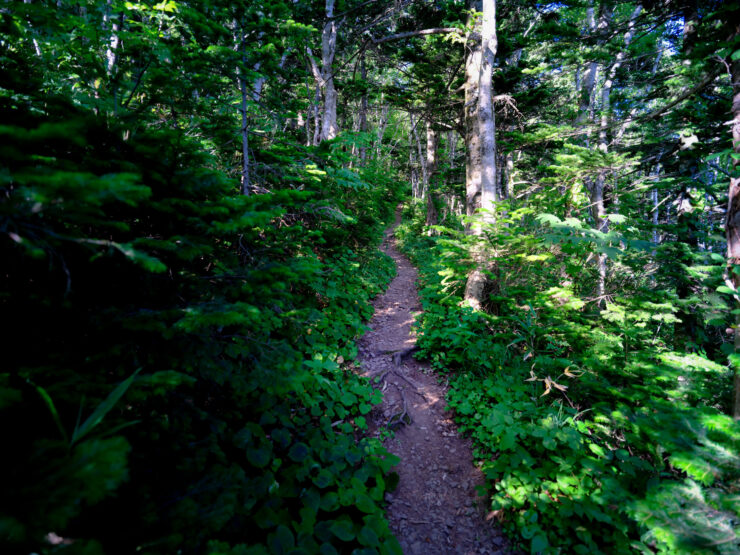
[238,24,250,195]
[591,4,640,303]
[104,0,122,77]
[447,130,456,169]
[727,26,740,418]
[410,112,427,198]
[306,0,339,143]
[320,0,338,141]
[464,0,497,310]
[576,3,598,128]
[376,101,389,159]
[478,0,497,225]
[652,179,660,245]
[577,1,612,129]
[358,55,369,163]
[409,113,420,198]
[425,120,439,228]
[464,4,483,231]
[23,0,42,57]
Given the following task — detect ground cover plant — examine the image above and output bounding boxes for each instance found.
[397,201,740,554]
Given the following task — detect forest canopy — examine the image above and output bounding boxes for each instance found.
[1,0,740,554]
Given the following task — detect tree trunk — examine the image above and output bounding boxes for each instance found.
[478,0,497,225]
[652,185,659,245]
[591,177,607,300]
[577,1,611,129]
[504,151,513,199]
[464,3,483,230]
[306,0,339,144]
[320,0,338,141]
[358,56,368,164]
[23,0,42,57]
[238,24,250,195]
[313,83,321,146]
[726,28,740,418]
[104,0,122,77]
[376,102,389,159]
[409,115,420,198]
[464,0,497,310]
[447,130,456,169]
[577,1,598,130]
[425,120,439,228]
[590,4,640,303]
[411,113,428,197]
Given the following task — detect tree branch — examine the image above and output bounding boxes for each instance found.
[373,27,463,45]
[643,68,723,121]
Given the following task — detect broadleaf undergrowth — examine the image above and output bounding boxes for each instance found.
[396,201,740,554]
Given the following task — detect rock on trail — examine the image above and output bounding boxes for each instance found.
[357,213,510,554]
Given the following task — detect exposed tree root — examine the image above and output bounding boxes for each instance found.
[387,381,411,429]
[369,366,428,401]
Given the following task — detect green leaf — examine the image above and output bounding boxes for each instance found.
[330,517,355,541]
[319,543,339,555]
[26,379,69,444]
[247,447,272,468]
[355,493,376,514]
[268,525,295,554]
[289,442,309,462]
[302,489,320,513]
[320,492,339,512]
[499,429,517,451]
[358,525,380,547]
[71,369,141,445]
[532,534,548,553]
[313,469,334,488]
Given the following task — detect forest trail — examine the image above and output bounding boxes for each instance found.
[357,210,509,554]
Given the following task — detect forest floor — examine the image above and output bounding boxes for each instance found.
[356,210,510,554]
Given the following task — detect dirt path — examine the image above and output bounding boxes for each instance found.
[357,213,509,554]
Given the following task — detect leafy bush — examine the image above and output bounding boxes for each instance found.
[0,28,404,552]
[396,206,740,554]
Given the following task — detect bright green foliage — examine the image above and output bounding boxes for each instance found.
[397,202,740,554]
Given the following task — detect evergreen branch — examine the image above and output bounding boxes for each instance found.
[643,68,723,121]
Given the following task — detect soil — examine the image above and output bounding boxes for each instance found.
[357,212,510,554]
